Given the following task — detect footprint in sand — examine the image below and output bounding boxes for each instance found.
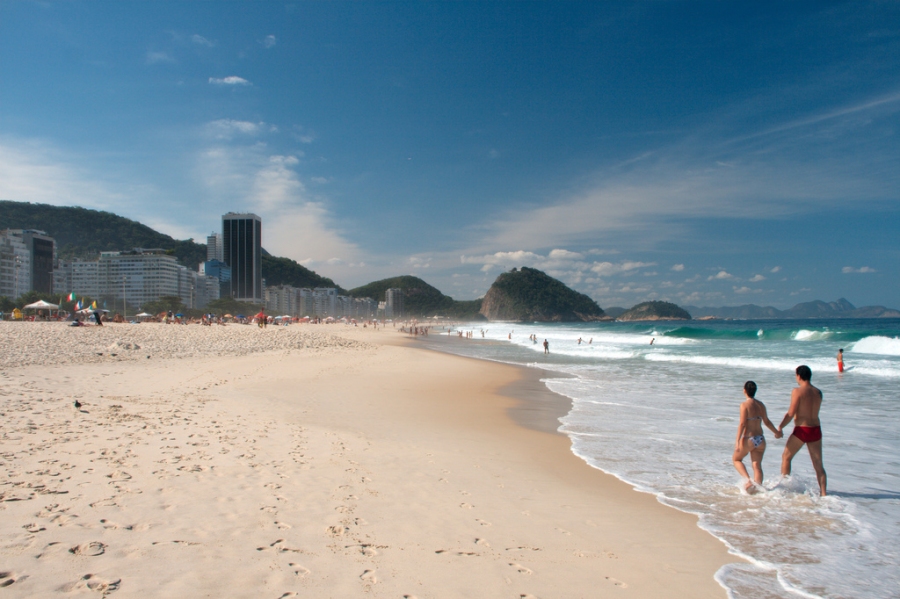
[509,562,533,575]
[459,503,474,509]
[69,541,106,556]
[520,595,542,599]
[475,538,490,547]
[22,523,46,533]
[0,571,17,587]
[605,576,628,588]
[288,563,310,577]
[360,569,377,584]
[58,573,121,593]
[327,525,348,538]
[475,519,491,527]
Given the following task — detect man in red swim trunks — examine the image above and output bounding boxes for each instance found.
[778,365,827,496]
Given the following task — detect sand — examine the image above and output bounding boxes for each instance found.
[0,322,735,597]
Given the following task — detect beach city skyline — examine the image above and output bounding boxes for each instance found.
[0,2,898,309]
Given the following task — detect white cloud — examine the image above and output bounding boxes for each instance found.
[195,144,361,271]
[191,34,216,47]
[145,51,174,65]
[749,274,766,282]
[205,119,264,139]
[770,266,782,273]
[262,35,277,48]
[209,76,251,86]
[590,260,655,277]
[842,266,876,273]
[671,264,684,271]
[708,270,734,281]
[733,286,762,294]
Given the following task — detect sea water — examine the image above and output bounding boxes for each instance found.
[427,319,900,599]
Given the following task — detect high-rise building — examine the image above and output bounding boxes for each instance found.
[206,233,224,262]
[0,229,57,298]
[222,213,262,304]
[385,288,404,319]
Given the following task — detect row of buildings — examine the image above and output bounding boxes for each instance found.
[1,212,405,319]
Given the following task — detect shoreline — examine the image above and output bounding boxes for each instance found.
[0,322,736,597]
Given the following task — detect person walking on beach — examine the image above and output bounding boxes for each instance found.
[778,365,827,496]
[733,381,781,493]
[837,349,844,373]
[543,339,549,354]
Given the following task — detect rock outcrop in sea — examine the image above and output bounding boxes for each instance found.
[479,267,608,322]
[617,301,691,321]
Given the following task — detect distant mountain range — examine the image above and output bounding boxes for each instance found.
[684,298,900,320]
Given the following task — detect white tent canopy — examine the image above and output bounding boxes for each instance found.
[135,312,153,318]
[23,300,59,310]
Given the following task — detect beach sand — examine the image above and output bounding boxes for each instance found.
[0,322,735,597]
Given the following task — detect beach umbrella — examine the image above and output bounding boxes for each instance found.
[175,313,184,318]
[24,300,60,312]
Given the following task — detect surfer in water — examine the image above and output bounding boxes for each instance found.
[733,381,782,493]
[837,348,844,373]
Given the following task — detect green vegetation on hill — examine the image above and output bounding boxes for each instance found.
[618,301,691,321]
[0,200,207,269]
[349,276,483,319]
[261,255,343,291]
[479,267,606,322]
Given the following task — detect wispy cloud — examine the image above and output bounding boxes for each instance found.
[145,51,175,65]
[205,119,265,139]
[842,266,876,273]
[262,35,277,48]
[671,264,685,272]
[749,274,766,282]
[209,76,251,86]
[191,34,216,47]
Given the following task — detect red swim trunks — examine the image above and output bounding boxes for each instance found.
[791,425,822,443]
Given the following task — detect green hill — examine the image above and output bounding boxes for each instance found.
[349,275,483,319]
[0,200,207,268]
[479,267,607,322]
[261,255,343,292]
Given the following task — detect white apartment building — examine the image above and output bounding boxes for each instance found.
[54,259,101,299]
[313,287,337,317]
[385,287,404,319]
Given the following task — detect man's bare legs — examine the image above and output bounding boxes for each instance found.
[781,436,827,496]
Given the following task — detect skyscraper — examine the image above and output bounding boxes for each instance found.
[222,213,262,304]
[206,233,224,262]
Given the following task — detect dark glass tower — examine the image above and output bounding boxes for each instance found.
[222,213,262,303]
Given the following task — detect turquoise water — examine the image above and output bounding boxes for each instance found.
[429,319,900,599]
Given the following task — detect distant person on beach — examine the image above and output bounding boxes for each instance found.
[733,381,781,493]
[93,310,103,326]
[778,365,827,496]
[543,339,549,354]
[837,349,844,373]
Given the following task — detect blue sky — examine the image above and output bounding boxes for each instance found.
[1,2,898,308]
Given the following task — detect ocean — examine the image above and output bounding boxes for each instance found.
[425,318,900,599]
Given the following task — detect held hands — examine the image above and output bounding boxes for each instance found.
[775,428,784,439]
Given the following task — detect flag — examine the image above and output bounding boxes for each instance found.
[91,301,98,310]
[75,299,83,310]
[67,292,76,301]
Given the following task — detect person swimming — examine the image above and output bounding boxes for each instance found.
[733,381,782,493]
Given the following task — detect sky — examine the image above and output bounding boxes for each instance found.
[1,1,898,309]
